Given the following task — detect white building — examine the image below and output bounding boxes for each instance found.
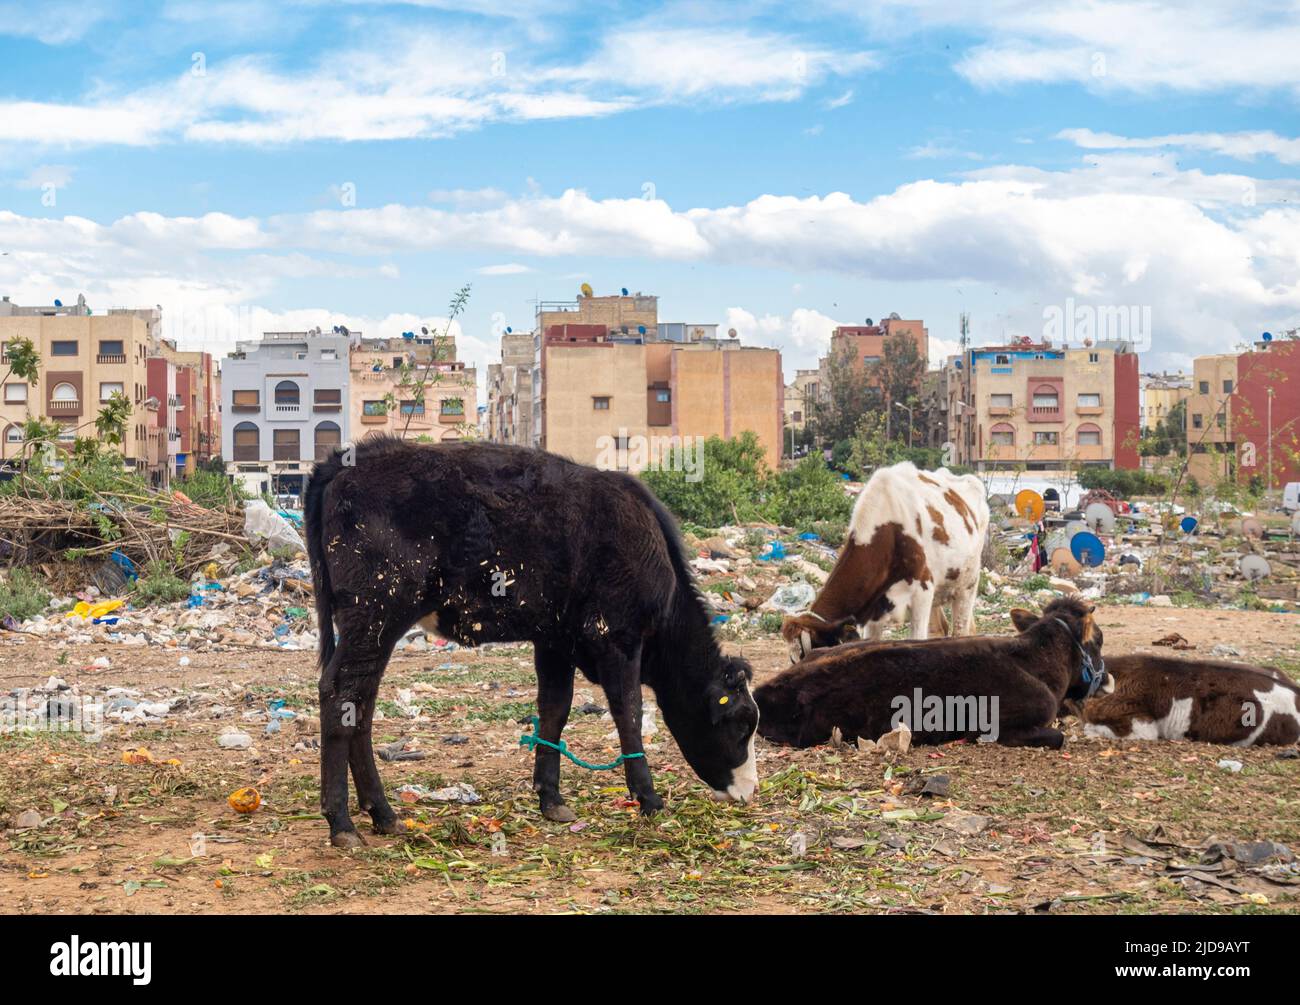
[222,329,352,501]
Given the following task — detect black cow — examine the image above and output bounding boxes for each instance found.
[304,438,758,848]
[755,597,1105,750]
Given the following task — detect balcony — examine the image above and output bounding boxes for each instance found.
[48,399,81,414]
[96,353,127,365]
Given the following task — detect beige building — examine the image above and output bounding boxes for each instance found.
[350,335,477,443]
[783,369,821,430]
[1185,353,1239,485]
[1140,371,1191,432]
[484,331,534,446]
[0,295,155,470]
[944,339,1141,471]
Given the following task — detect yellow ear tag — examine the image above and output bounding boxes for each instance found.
[718,696,729,705]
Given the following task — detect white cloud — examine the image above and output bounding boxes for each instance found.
[13,164,75,189]
[0,24,873,148]
[477,263,534,275]
[724,306,844,374]
[1058,127,1300,165]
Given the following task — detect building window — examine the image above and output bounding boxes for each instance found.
[321,349,337,361]
[314,421,341,461]
[995,354,1011,365]
[4,383,27,404]
[52,382,77,401]
[1216,413,1226,428]
[232,389,259,411]
[1199,380,1209,393]
[313,388,341,410]
[273,381,300,407]
[1192,413,1203,429]
[863,355,881,365]
[1077,393,1101,408]
[1223,380,1233,393]
[400,400,425,416]
[1077,424,1102,446]
[989,423,1015,447]
[233,422,259,462]
[1088,352,1099,363]
[97,340,125,359]
[655,389,671,403]
[273,428,300,461]
[1033,431,1059,445]
[593,397,611,410]
[439,398,464,417]
[990,393,1013,409]
[99,382,124,401]
[363,400,387,416]
[51,340,78,356]
[4,425,21,445]
[57,425,76,443]
[792,410,802,423]
[1032,387,1059,409]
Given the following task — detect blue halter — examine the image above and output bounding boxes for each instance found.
[1053,617,1107,698]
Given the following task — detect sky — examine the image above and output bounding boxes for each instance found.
[1,0,1297,393]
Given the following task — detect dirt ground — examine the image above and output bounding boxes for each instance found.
[2,603,1298,915]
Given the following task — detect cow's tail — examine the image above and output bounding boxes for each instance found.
[304,450,343,671]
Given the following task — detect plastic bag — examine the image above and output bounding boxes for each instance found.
[243,500,306,553]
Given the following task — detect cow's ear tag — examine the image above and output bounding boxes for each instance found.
[718,696,729,705]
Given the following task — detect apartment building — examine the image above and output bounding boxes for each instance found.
[350,334,477,443]
[943,337,1140,471]
[0,295,155,469]
[1140,371,1191,432]
[783,369,820,428]
[823,314,929,387]
[157,343,220,472]
[221,329,352,499]
[1186,338,1300,487]
[483,331,534,446]
[146,356,181,485]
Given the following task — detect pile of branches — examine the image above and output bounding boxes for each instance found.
[0,489,245,576]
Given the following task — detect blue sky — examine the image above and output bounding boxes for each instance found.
[1,0,1298,388]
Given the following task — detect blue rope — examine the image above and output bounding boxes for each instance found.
[519,715,644,771]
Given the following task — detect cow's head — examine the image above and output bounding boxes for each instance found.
[1011,597,1106,700]
[657,653,760,802]
[780,611,857,663]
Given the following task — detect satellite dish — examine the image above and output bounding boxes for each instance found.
[402,331,414,340]
[505,326,513,334]
[1070,531,1105,567]
[53,299,63,307]
[580,283,593,297]
[1049,548,1082,578]
[1240,517,1265,539]
[1180,516,1199,535]
[1263,331,1274,342]
[1084,502,1116,534]
[637,325,646,335]
[1015,489,1045,522]
[621,287,629,296]
[889,312,901,320]
[1064,520,1088,540]
[728,328,738,338]
[1238,555,1271,581]
[421,326,429,336]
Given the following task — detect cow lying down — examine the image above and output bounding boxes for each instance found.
[1077,653,1300,746]
[756,597,1104,750]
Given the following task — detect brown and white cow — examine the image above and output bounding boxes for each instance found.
[1076,653,1300,747]
[781,462,990,662]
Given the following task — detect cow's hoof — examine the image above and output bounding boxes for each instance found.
[371,817,405,836]
[636,793,664,816]
[542,803,577,823]
[331,830,366,850]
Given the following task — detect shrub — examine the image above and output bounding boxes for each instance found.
[0,568,51,621]
[132,561,190,605]
[1077,468,1170,497]
[177,468,250,509]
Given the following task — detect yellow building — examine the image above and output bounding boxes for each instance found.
[783,369,821,430]
[349,335,477,443]
[1185,353,1238,485]
[0,296,154,469]
[1140,372,1191,432]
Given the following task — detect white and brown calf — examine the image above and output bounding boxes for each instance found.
[782,462,989,662]
[1081,654,1300,747]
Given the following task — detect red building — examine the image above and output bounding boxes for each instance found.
[1233,339,1300,486]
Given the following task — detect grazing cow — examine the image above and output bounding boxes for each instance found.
[1077,653,1300,746]
[304,438,759,849]
[757,597,1104,750]
[781,463,989,662]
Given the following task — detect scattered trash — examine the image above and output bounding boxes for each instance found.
[227,787,262,814]
[217,729,253,750]
[243,499,306,553]
[395,782,482,805]
[1217,759,1244,773]
[761,582,818,614]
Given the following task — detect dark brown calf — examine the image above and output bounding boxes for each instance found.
[757,597,1104,750]
[1080,654,1300,746]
